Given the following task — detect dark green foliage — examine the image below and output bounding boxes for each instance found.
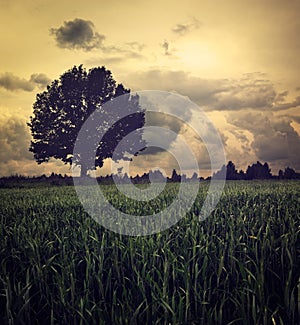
[28,65,145,177]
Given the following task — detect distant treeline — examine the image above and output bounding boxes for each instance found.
[213,161,300,180]
[0,173,74,188]
[0,161,299,188]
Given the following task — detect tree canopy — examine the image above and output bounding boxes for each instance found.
[28,65,145,177]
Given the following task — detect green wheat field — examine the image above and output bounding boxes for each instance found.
[0,181,299,324]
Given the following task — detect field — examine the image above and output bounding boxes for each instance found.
[0,181,299,324]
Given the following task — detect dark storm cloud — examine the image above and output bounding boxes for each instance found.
[227,111,300,169]
[50,18,105,51]
[0,72,51,92]
[172,17,201,36]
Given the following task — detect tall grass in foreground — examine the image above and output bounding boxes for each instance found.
[0,181,299,324]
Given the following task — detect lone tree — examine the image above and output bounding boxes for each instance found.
[28,65,145,177]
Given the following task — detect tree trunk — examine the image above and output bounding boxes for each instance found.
[80,163,89,178]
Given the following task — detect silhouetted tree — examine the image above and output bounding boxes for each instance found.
[212,164,226,179]
[246,161,272,179]
[226,161,239,180]
[181,174,187,182]
[140,172,150,183]
[171,169,181,182]
[28,65,145,177]
[149,169,165,182]
[191,172,199,182]
[213,161,239,180]
[283,167,296,179]
[263,162,272,178]
[238,169,245,180]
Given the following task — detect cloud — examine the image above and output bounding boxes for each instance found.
[125,93,218,174]
[275,90,289,102]
[0,116,32,163]
[85,41,145,65]
[0,72,34,91]
[230,129,249,144]
[227,111,300,169]
[0,72,51,92]
[50,18,105,51]
[129,70,300,112]
[129,131,210,176]
[101,42,145,59]
[29,73,51,89]
[145,111,183,134]
[159,17,201,59]
[125,42,145,52]
[272,96,300,111]
[0,159,70,177]
[162,40,170,55]
[131,96,194,158]
[127,68,300,171]
[212,76,278,111]
[0,114,72,176]
[290,115,300,124]
[172,17,201,36]
[129,69,224,104]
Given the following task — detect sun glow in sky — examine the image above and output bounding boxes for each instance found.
[0,0,300,177]
[176,41,219,73]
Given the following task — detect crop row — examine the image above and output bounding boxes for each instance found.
[0,181,299,324]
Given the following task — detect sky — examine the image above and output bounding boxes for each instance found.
[0,0,300,177]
